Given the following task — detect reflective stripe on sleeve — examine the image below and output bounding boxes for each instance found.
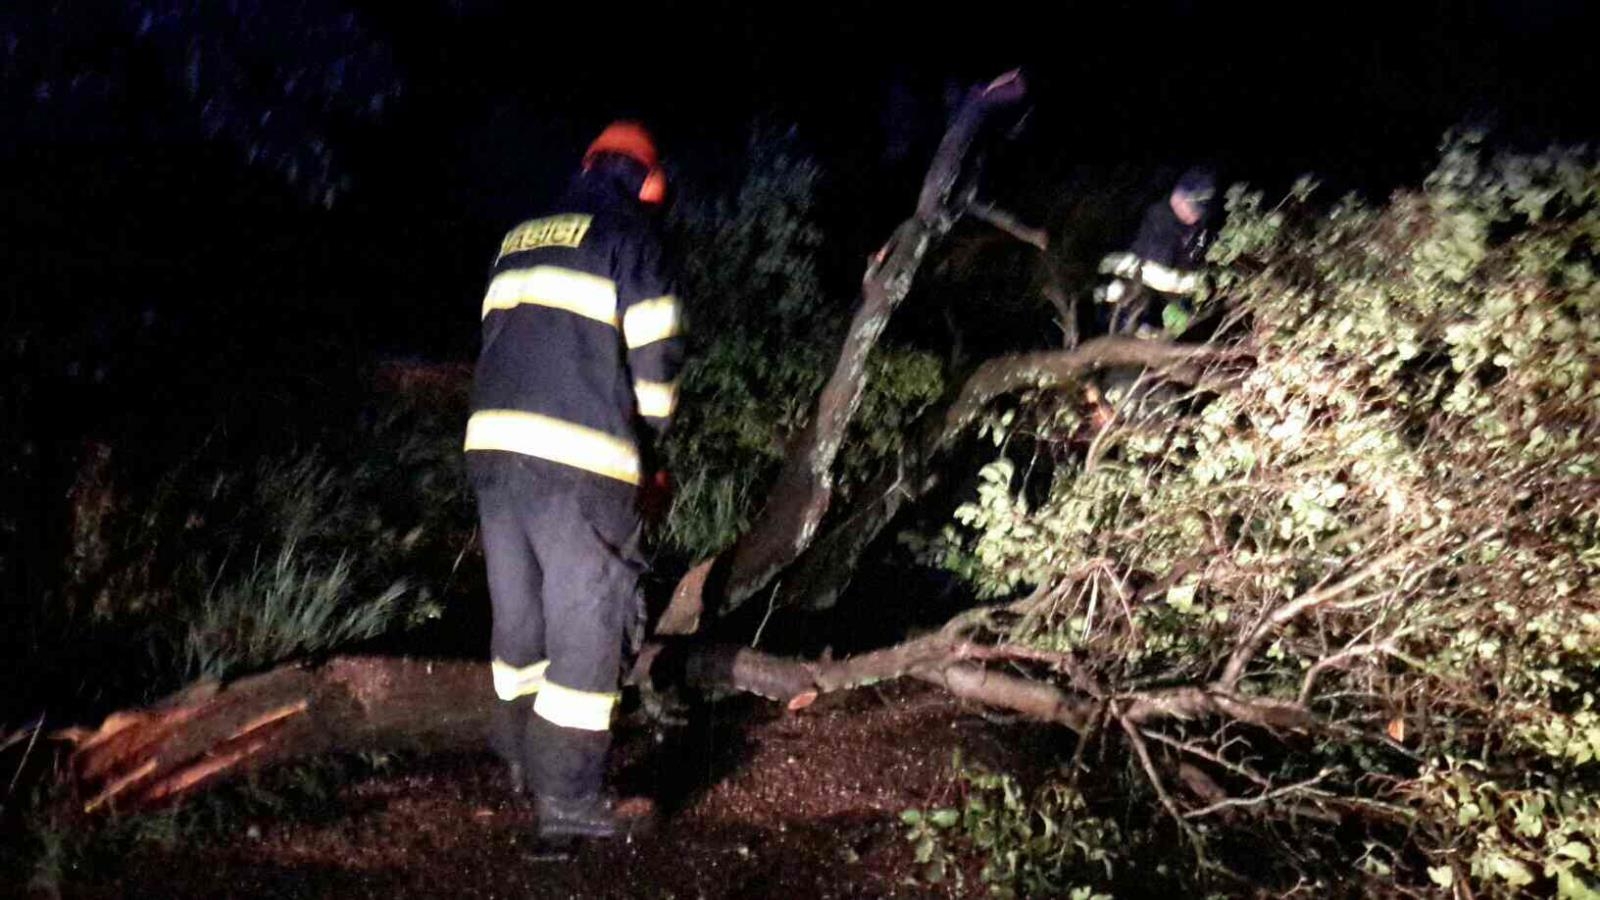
[1138,261,1199,295]
[491,658,549,701]
[464,410,641,485]
[633,379,679,420]
[481,266,619,325]
[621,295,682,349]
[1097,280,1128,304]
[533,681,619,731]
[1098,251,1142,278]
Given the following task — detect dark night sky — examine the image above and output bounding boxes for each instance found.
[7,0,1598,361]
[339,1,1597,349]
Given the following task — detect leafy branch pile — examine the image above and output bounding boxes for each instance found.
[918,136,1599,896]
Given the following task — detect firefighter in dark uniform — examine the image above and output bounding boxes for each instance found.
[1096,166,1216,338]
[465,121,683,841]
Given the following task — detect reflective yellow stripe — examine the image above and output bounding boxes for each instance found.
[1099,251,1141,278]
[633,379,679,420]
[491,659,549,701]
[1138,261,1198,295]
[533,681,618,731]
[481,266,619,324]
[622,295,682,349]
[1096,253,1199,295]
[464,410,641,485]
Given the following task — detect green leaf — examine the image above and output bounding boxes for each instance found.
[1556,842,1593,865]
[900,809,923,825]
[1427,866,1454,888]
[1557,869,1600,900]
[1162,302,1192,334]
[929,808,960,829]
[1490,854,1536,888]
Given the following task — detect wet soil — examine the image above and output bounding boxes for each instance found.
[63,682,1065,899]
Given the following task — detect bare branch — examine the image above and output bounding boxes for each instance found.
[664,71,1032,628]
[1118,711,1202,847]
[967,202,1048,250]
[1219,527,1493,688]
[1298,640,1401,705]
[1139,728,1272,788]
[1182,771,1333,820]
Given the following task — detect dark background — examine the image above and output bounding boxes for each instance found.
[6,0,1596,362]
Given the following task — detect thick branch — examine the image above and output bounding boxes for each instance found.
[968,202,1048,250]
[773,337,1241,612]
[660,72,1031,630]
[73,633,1271,811]
[1118,685,1311,730]
[941,339,1241,444]
[916,664,1094,732]
[715,218,933,608]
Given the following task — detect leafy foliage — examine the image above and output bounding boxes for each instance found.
[10,395,469,711]
[901,754,1117,898]
[924,134,1600,895]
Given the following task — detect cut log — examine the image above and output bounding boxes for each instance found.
[68,658,492,813]
[64,644,841,813]
[63,629,1315,812]
[61,634,1111,812]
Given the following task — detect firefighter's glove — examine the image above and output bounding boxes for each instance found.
[639,468,673,527]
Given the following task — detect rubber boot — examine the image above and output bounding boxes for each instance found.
[489,696,533,796]
[528,714,621,840]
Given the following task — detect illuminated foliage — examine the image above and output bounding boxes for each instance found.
[925,135,1599,895]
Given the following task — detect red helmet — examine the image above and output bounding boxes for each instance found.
[584,121,666,204]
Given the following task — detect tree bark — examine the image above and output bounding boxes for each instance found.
[61,633,1113,812]
[64,647,821,813]
[657,71,1030,634]
[63,629,1317,813]
[773,337,1242,612]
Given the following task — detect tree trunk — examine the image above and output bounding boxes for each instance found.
[62,632,1099,813]
[64,647,820,813]
[656,71,1030,635]
[62,630,1308,812]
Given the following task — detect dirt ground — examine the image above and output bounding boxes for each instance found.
[61,682,1066,899]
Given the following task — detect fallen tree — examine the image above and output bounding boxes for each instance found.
[59,68,1053,810]
[50,96,1600,900]
[62,605,1320,814]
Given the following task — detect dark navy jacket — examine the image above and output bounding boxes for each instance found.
[1100,199,1206,298]
[465,167,684,486]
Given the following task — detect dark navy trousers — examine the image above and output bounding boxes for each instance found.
[469,452,645,731]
